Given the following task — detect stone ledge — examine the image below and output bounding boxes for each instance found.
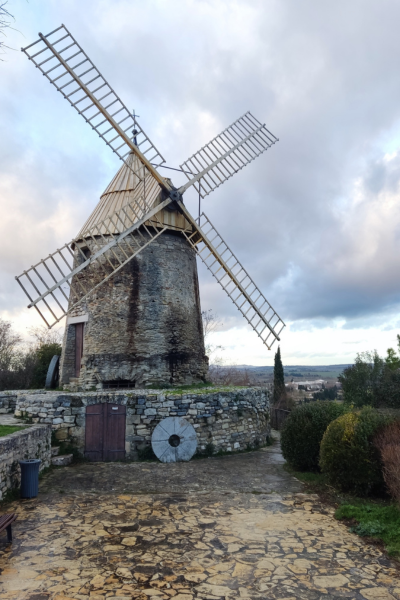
[0,423,51,500]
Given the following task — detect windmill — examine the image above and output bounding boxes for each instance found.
[16,25,285,390]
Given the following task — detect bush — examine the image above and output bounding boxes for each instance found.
[281,402,347,471]
[375,420,400,505]
[320,407,389,495]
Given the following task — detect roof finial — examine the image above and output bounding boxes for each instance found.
[132,109,140,146]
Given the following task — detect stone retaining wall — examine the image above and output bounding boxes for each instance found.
[0,394,17,414]
[0,424,51,500]
[15,387,270,460]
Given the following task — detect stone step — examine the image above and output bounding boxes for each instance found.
[51,446,60,457]
[52,454,73,466]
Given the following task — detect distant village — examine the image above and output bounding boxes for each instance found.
[285,378,343,402]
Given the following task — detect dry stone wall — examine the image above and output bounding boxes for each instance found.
[0,424,51,500]
[15,387,270,460]
[0,393,17,414]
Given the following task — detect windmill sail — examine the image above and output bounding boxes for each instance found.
[16,193,171,328]
[22,25,169,191]
[19,26,285,348]
[178,204,285,350]
[178,112,278,198]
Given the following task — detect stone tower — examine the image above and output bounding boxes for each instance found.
[59,154,209,390]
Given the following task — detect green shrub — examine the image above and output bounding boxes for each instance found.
[320,406,389,495]
[281,402,347,471]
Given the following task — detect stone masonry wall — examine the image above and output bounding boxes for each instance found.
[15,387,270,460]
[0,393,17,414]
[60,229,209,390]
[0,424,51,500]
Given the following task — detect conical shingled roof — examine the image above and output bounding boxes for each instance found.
[77,153,192,239]
[77,153,161,237]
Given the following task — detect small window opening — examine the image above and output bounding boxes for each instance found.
[103,380,136,390]
[74,322,84,377]
[76,246,91,266]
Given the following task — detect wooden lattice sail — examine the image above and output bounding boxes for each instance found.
[17,24,285,354]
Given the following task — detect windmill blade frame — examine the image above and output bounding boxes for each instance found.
[16,194,173,329]
[177,202,285,350]
[178,112,278,199]
[22,25,171,194]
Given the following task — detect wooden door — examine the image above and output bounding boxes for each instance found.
[85,404,104,461]
[85,403,126,461]
[104,404,126,461]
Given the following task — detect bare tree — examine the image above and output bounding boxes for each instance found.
[0,319,63,391]
[208,363,254,386]
[0,2,13,59]
[0,318,39,390]
[28,325,63,349]
[0,318,22,370]
[201,309,224,361]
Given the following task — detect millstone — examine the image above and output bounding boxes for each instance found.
[151,417,197,463]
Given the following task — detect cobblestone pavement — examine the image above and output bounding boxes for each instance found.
[0,439,399,599]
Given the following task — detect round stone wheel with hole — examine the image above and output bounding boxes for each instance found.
[151,417,197,462]
[45,355,60,389]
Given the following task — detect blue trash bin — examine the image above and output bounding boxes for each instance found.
[19,459,41,498]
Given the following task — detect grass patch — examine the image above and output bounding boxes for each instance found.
[284,463,331,491]
[335,501,400,556]
[152,383,248,395]
[0,425,25,437]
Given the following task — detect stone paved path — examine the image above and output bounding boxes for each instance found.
[0,437,399,599]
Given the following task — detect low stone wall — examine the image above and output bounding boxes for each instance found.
[0,393,17,414]
[0,424,51,500]
[15,387,270,460]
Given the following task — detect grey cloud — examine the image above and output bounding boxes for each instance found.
[1,0,400,342]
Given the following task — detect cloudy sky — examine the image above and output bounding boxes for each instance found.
[1,0,400,367]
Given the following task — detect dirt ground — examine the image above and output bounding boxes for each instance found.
[0,438,399,599]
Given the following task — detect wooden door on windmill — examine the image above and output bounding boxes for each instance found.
[85,403,126,461]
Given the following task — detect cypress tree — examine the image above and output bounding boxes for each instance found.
[273,346,285,404]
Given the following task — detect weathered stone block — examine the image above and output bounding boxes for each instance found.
[52,454,73,466]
